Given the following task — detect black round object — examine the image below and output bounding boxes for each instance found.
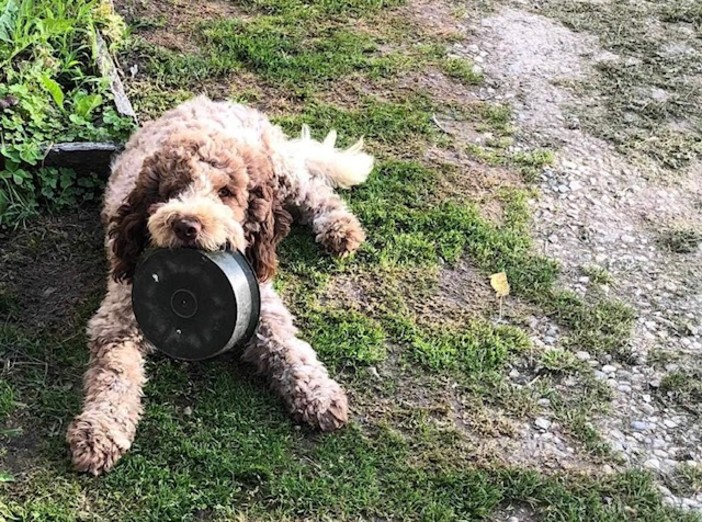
[132,249,260,361]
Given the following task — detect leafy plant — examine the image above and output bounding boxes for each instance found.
[0,0,134,226]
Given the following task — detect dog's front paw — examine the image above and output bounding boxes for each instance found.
[316,215,365,258]
[294,378,349,432]
[67,412,132,475]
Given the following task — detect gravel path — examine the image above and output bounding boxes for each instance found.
[459,4,702,512]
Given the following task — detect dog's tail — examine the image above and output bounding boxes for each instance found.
[296,124,374,189]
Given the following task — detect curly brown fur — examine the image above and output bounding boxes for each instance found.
[242,152,292,282]
[66,281,148,475]
[243,283,348,431]
[68,96,374,474]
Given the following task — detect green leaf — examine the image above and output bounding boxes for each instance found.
[2,157,20,172]
[11,169,29,186]
[69,113,88,126]
[0,470,13,483]
[38,168,58,189]
[39,74,65,108]
[73,91,102,119]
[59,169,75,188]
[18,142,41,165]
[0,0,19,44]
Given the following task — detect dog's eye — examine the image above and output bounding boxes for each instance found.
[218,187,232,198]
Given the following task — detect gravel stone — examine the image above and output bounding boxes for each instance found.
[534,417,552,430]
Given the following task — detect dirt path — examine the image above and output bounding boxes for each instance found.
[461,1,702,512]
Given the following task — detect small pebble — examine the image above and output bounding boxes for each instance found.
[534,417,552,430]
[641,403,656,415]
[653,439,666,449]
[632,420,650,431]
[644,458,661,470]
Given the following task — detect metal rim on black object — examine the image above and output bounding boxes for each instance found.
[132,249,261,361]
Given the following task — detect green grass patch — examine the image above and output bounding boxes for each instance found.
[460,102,555,181]
[582,264,613,285]
[657,226,702,254]
[304,308,387,365]
[132,5,409,96]
[540,375,614,456]
[2,378,696,522]
[658,370,702,415]
[467,143,555,182]
[387,314,530,374]
[275,95,436,147]
[440,56,483,85]
[546,293,635,359]
[242,0,406,19]
[200,18,401,90]
[0,379,15,419]
[0,316,695,521]
[539,347,582,374]
[665,463,702,497]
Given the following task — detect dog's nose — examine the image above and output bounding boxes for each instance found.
[173,218,202,242]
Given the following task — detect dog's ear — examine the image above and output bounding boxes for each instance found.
[242,150,292,282]
[109,158,162,283]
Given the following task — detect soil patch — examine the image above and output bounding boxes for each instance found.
[0,210,105,331]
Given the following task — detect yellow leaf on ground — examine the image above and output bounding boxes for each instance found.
[490,272,510,297]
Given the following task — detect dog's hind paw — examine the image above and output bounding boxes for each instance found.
[67,412,132,476]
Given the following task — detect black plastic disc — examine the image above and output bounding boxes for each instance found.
[132,249,260,361]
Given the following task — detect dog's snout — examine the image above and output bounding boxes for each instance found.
[173,217,202,242]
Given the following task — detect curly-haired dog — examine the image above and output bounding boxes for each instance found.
[66,96,373,475]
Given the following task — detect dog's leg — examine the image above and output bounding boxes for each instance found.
[293,177,366,258]
[284,128,373,257]
[66,282,148,475]
[242,283,348,431]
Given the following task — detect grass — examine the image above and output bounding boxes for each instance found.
[539,347,581,374]
[665,464,702,497]
[440,55,483,85]
[582,264,614,286]
[0,0,696,520]
[0,318,695,521]
[461,102,554,182]
[0,380,15,419]
[657,226,702,254]
[658,370,702,415]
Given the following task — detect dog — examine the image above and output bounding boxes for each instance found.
[66,96,374,475]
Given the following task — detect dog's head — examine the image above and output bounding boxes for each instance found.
[109,130,291,283]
